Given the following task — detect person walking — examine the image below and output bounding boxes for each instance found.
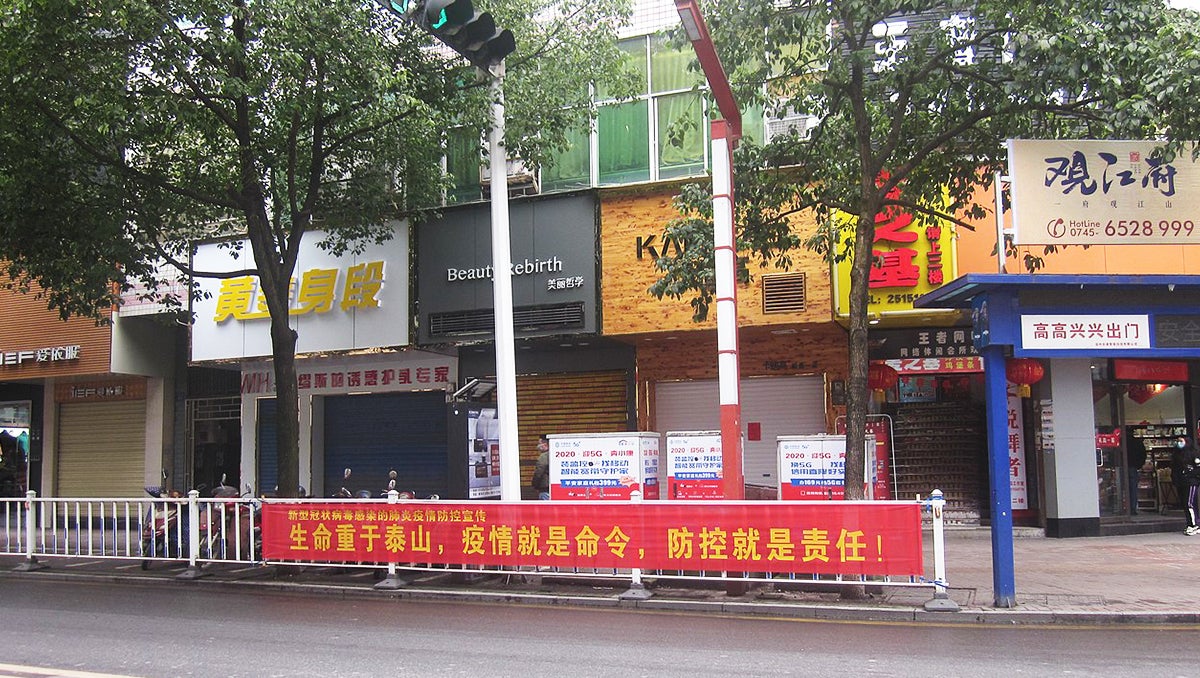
[1173,437,1200,535]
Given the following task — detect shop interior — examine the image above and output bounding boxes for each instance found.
[1092,361,1193,519]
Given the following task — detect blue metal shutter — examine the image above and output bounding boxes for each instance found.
[323,392,448,499]
[255,398,278,494]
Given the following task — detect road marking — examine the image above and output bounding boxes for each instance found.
[0,663,141,678]
[62,561,104,568]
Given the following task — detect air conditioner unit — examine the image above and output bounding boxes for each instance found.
[765,106,820,144]
[480,157,540,197]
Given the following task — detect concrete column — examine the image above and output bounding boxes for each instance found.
[1042,358,1101,537]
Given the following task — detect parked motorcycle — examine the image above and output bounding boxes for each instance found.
[384,469,440,500]
[333,468,372,499]
[210,474,260,560]
[140,485,184,570]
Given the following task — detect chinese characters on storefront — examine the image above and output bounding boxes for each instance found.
[1009,139,1200,245]
[0,344,81,367]
[261,501,924,577]
[1020,315,1151,350]
[212,261,385,322]
[240,356,455,395]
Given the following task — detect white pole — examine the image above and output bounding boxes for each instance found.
[923,488,959,611]
[994,171,1005,274]
[488,61,521,501]
[712,121,744,499]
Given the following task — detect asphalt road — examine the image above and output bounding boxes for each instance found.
[1,578,1197,678]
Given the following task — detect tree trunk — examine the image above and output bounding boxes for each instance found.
[840,196,881,602]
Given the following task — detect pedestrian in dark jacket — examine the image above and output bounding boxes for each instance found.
[1172,438,1200,535]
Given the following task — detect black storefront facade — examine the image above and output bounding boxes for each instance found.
[416,191,636,498]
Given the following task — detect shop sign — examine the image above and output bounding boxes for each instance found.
[871,328,977,361]
[55,379,144,403]
[1006,386,1029,510]
[1112,359,1189,382]
[1008,139,1200,245]
[192,226,408,361]
[1153,315,1200,348]
[0,344,81,367]
[833,183,958,318]
[884,357,982,374]
[261,500,924,577]
[1020,314,1150,350]
[240,354,455,395]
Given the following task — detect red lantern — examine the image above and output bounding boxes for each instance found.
[1006,358,1045,398]
[867,362,899,392]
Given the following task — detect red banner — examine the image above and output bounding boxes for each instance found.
[261,501,924,577]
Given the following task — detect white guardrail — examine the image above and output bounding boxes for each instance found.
[1,489,954,606]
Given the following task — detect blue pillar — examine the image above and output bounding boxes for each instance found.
[982,344,1016,607]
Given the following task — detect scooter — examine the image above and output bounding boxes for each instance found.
[333,468,372,499]
[140,484,184,570]
[384,469,440,500]
[210,474,260,560]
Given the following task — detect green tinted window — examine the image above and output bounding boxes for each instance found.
[446,127,481,204]
[597,38,648,100]
[598,100,650,185]
[651,35,703,94]
[658,92,705,180]
[542,124,592,192]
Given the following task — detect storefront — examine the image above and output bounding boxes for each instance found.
[0,281,177,498]
[598,186,849,497]
[1091,358,1195,518]
[870,328,991,522]
[418,191,636,498]
[240,353,456,498]
[191,223,439,498]
[918,273,1200,539]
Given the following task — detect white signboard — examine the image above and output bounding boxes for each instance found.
[1006,386,1029,510]
[191,225,409,361]
[549,432,660,501]
[1008,139,1200,245]
[1020,314,1150,350]
[777,435,875,501]
[664,431,722,500]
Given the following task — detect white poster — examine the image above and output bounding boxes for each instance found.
[1006,387,1029,510]
[1008,139,1200,245]
[549,432,660,501]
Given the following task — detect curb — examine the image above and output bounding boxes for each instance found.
[4,567,1199,627]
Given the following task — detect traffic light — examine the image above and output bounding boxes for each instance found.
[384,0,516,72]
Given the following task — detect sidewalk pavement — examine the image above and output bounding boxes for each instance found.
[4,526,1199,626]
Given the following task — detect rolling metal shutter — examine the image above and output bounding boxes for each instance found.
[654,376,826,488]
[516,370,631,498]
[323,392,448,499]
[57,400,146,498]
[255,398,278,495]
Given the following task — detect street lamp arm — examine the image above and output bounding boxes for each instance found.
[675,0,741,141]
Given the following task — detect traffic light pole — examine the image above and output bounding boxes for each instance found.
[487,61,521,501]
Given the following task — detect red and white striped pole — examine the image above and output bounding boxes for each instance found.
[677,0,743,499]
[712,119,743,499]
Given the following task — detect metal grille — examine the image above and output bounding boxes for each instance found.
[428,303,586,337]
[762,272,806,314]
